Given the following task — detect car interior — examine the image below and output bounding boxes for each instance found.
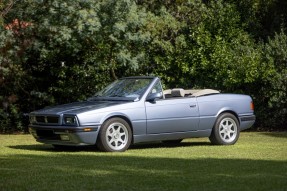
[163,88,220,98]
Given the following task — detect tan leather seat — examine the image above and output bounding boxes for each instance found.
[163,89,172,98]
[171,88,185,97]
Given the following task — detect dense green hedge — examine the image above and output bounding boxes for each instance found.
[0,0,286,133]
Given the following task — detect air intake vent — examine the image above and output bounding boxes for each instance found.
[35,116,60,125]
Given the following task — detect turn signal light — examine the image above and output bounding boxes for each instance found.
[250,102,254,110]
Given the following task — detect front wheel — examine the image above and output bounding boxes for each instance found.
[97,118,132,152]
[209,113,240,145]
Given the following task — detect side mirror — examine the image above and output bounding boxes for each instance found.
[146,92,162,102]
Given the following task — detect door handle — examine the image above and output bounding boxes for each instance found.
[189,104,196,108]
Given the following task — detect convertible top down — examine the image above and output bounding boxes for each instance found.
[29,76,255,152]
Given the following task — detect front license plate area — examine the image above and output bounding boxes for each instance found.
[36,129,60,140]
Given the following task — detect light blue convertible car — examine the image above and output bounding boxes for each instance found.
[29,76,255,152]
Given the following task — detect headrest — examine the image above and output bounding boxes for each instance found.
[171,88,185,97]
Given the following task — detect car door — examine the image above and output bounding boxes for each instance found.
[145,97,199,134]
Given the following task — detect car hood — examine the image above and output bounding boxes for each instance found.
[31,101,128,115]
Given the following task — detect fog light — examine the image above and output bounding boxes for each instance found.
[60,135,70,141]
[28,127,33,133]
[29,128,37,138]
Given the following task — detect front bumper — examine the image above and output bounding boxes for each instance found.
[29,125,100,146]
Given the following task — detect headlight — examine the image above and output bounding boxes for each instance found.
[63,116,77,125]
[29,116,36,124]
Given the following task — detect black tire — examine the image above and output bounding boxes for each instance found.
[209,113,240,145]
[162,139,183,144]
[97,118,132,152]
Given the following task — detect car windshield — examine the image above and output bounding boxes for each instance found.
[90,78,154,101]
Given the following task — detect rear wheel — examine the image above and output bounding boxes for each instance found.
[97,118,132,152]
[209,113,239,145]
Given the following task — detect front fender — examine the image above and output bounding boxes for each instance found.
[99,112,131,125]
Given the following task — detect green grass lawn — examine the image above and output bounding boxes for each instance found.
[0,132,286,191]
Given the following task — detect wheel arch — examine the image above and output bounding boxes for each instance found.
[209,110,241,145]
[99,114,134,142]
[216,109,240,126]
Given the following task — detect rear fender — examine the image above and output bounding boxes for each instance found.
[198,108,239,131]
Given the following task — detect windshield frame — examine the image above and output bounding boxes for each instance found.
[89,76,156,102]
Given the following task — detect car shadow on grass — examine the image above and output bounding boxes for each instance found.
[130,141,211,150]
[259,132,287,138]
[8,141,211,152]
[8,144,97,152]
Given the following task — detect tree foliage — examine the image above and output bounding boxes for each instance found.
[0,0,286,132]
